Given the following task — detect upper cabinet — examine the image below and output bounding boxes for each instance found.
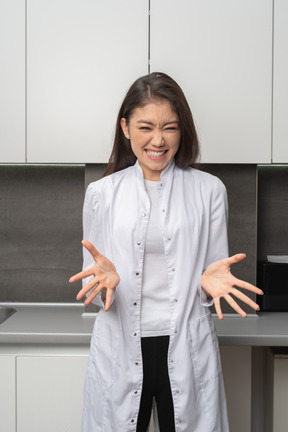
[273,0,288,163]
[2,1,286,165]
[0,0,25,163]
[26,0,148,163]
[150,0,273,163]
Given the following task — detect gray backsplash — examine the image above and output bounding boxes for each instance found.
[202,164,257,314]
[0,165,85,302]
[0,163,259,314]
[257,165,288,261]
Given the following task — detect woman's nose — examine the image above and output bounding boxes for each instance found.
[151,129,164,146]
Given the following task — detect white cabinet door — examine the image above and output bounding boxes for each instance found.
[0,356,16,432]
[27,0,148,163]
[272,355,288,432]
[220,346,252,432]
[17,355,88,432]
[273,0,288,162]
[150,0,272,163]
[0,0,25,163]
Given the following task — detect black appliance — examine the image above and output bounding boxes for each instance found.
[257,262,288,312]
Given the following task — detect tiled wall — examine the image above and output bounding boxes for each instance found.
[203,164,257,314]
[0,165,85,302]
[257,165,288,261]
[0,163,259,314]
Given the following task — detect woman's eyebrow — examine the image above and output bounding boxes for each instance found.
[163,121,179,126]
[136,120,154,125]
[136,120,179,126]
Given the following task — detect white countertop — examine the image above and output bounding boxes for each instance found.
[0,303,94,345]
[0,302,288,347]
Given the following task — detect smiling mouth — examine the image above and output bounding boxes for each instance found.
[146,150,167,157]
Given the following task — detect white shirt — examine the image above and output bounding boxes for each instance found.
[82,160,229,432]
[141,179,170,337]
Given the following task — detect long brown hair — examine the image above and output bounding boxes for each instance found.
[104,72,200,176]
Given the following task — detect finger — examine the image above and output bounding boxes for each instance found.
[69,267,96,283]
[77,280,100,300]
[225,294,247,318]
[227,253,247,266]
[212,253,246,271]
[83,283,104,305]
[82,240,103,262]
[233,278,264,295]
[214,298,223,320]
[230,288,260,311]
[84,289,99,306]
[104,289,113,312]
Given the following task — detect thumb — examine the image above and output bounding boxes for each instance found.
[82,240,102,262]
[229,253,246,265]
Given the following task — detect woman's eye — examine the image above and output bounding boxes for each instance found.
[139,127,151,131]
[164,127,178,132]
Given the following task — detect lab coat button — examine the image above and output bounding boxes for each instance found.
[131,419,135,423]
[136,272,139,276]
[137,241,141,246]
[133,302,137,306]
[135,362,139,366]
[133,332,137,336]
[142,213,146,217]
[134,390,138,394]
[176,389,180,394]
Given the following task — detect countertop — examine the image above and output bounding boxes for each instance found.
[0,302,288,347]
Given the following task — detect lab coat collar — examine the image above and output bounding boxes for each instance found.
[133,159,175,185]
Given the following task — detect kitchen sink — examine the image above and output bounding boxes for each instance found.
[0,306,16,324]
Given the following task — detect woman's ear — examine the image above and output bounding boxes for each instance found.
[120,118,130,139]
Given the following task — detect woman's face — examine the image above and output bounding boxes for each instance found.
[120,100,181,181]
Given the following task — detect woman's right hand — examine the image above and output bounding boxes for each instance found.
[69,240,120,311]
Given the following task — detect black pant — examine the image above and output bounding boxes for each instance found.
[136,336,176,432]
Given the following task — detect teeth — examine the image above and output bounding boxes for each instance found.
[146,150,165,157]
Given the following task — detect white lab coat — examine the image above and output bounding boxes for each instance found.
[81,160,230,431]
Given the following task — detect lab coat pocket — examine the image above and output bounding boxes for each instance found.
[188,312,222,383]
[88,314,120,390]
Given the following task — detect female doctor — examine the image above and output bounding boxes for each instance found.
[70,72,263,432]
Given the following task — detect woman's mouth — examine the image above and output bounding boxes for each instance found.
[146,150,167,157]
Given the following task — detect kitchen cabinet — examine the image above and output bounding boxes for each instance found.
[1,1,286,165]
[26,0,148,163]
[0,0,25,163]
[17,355,88,432]
[265,349,288,432]
[0,356,16,432]
[220,346,252,432]
[150,0,273,163]
[272,0,288,162]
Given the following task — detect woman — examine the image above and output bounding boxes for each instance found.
[70,72,262,431]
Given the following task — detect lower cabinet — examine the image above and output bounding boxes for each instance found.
[0,356,16,432]
[1,346,287,431]
[17,355,88,432]
[265,349,288,432]
[220,346,252,432]
[272,353,288,432]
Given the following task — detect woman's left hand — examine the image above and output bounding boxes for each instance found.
[201,253,263,320]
